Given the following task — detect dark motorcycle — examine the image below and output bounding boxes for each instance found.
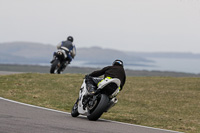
[50,48,69,74]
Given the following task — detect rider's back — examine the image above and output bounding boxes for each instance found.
[61,41,73,50]
[89,64,126,90]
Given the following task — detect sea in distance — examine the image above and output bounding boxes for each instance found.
[8,57,199,74]
[69,58,200,74]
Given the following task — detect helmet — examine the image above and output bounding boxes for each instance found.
[67,36,74,42]
[112,59,123,67]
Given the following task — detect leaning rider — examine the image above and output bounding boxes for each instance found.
[56,36,76,64]
[86,59,126,95]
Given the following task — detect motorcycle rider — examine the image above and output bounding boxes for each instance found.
[56,36,76,64]
[86,59,126,95]
[51,36,76,71]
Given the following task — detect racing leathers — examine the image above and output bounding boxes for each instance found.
[56,40,76,63]
[88,64,126,92]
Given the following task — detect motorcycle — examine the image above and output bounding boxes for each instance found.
[71,76,121,121]
[50,47,69,74]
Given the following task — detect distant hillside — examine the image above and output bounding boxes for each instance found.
[0,42,200,73]
[76,47,152,65]
[0,42,54,64]
[0,42,152,66]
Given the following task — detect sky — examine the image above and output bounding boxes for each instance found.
[0,0,200,53]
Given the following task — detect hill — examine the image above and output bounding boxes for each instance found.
[1,42,200,74]
[0,42,152,66]
[0,42,54,64]
[1,41,200,64]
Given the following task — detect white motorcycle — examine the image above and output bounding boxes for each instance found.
[71,76,121,121]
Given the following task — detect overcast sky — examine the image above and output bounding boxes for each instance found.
[0,0,200,53]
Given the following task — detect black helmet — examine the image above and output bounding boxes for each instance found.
[112,59,123,67]
[67,36,74,42]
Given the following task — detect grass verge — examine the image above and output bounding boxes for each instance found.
[0,73,200,133]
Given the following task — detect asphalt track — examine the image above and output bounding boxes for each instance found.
[0,97,183,133]
[0,71,183,133]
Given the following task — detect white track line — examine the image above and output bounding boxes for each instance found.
[0,97,183,133]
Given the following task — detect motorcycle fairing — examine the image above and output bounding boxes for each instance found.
[77,78,121,115]
[97,78,121,98]
[78,79,89,114]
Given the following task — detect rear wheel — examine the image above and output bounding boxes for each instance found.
[87,94,109,121]
[50,59,60,74]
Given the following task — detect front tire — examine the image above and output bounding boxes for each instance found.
[71,100,79,117]
[87,94,109,121]
[50,59,60,74]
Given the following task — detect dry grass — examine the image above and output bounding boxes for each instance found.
[0,73,200,133]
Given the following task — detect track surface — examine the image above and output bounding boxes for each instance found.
[0,71,182,133]
[0,98,182,133]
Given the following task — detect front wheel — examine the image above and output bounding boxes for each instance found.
[71,99,79,117]
[50,59,60,74]
[87,94,109,121]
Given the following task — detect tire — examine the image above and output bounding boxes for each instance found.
[50,59,60,74]
[87,94,109,121]
[71,100,79,117]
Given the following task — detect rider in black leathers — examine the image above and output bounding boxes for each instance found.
[86,59,126,94]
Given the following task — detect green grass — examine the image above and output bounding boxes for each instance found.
[0,73,200,133]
